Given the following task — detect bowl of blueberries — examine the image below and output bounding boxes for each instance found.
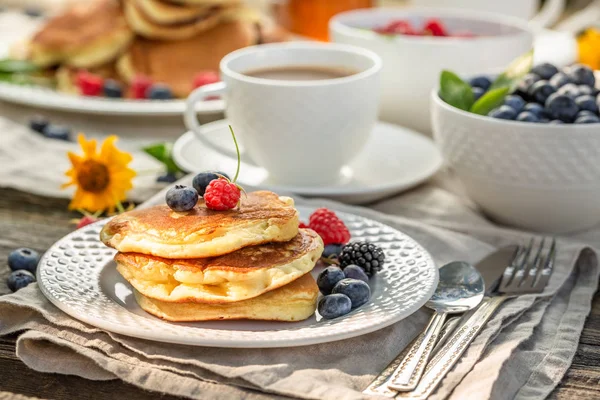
[432,62,600,232]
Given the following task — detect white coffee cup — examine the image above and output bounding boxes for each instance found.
[184,42,381,186]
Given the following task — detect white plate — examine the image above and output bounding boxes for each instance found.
[173,120,443,204]
[0,82,224,116]
[37,206,438,348]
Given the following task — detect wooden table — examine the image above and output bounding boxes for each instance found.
[0,188,599,400]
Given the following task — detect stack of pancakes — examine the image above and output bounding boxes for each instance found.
[24,0,289,98]
[100,191,324,322]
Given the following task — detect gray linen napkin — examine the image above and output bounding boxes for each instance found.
[0,174,598,400]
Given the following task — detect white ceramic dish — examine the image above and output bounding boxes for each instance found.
[173,119,443,204]
[431,90,600,233]
[0,81,224,116]
[37,206,438,348]
[330,7,534,134]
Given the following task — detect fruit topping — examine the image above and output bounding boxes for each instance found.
[332,278,371,309]
[299,221,309,229]
[528,80,556,104]
[146,83,173,100]
[8,248,40,274]
[575,95,599,114]
[103,79,123,98]
[131,75,152,99]
[342,264,369,283]
[374,18,470,38]
[193,71,220,89]
[76,71,103,96]
[76,215,98,229]
[29,115,48,134]
[7,270,36,292]
[166,185,198,212]
[423,18,447,37]
[42,124,71,141]
[339,241,385,277]
[321,243,343,262]
[308,208,351,246]
[318,293,352,320]
[317,266,345,295]
[192,171,230,197]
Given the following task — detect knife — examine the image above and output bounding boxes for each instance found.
[363,246,517,397]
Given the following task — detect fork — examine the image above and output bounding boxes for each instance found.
[395,238,556,399]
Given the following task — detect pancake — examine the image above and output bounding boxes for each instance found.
[116,19,258,97]
[29,0,133,68]
[133,272,319,322]
[135,0,217,25]
[115,229,323,303]
[101,191,299,259]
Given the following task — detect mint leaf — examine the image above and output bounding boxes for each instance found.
[0,59,38,74]
[489,49,534,92]
[143,142,183,174]
[470,87,510,115]
[439,70,475,111]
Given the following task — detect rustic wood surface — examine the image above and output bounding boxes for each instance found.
[0,188,599,399]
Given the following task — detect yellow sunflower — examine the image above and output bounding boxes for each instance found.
[63,134,136,213]
[577,28,600,71]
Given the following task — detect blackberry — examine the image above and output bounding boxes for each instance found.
[339,241,385,277]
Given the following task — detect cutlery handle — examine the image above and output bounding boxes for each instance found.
[395,296,507,400]
[388,312,447,391]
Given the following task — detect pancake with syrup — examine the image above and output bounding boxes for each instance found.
[133,272,319,322]
[116,18,258,97]
[28,0,133,68]
[115,229,323,303]
[101,191,299,259]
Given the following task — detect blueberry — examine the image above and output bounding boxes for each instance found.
[322,244,343,260]
[7,270,36,292]
[488,105,517,120]
[103,79,123,98]
[472,87,484,101]
[468,76,491,91]
[342,264,369,283]
[528,80,556,104]
[332,278,371,309]
[567,64,596,87]
[504,95,525,113]
[578,110,597,118]
[545,93,579,122]
[42,124,71,141]
[516,73,541,98]
[516,111,540,123]
[557,83,580,99]
[146,84,173,100]
[24,8,43,18]
[317,266,345,295]
[578,85,594,95]
[523,102,546,118]
[29,115,49,134]
[549,119,564,124]
[575,95,599,114]
[575,115,600,124]
[165,185,198,212]
[8,248,40,273]
[549,72,572,89]
[192,171,230,197]
[156,172,178,183]
[531,63,559,80]
[318,294,352,319]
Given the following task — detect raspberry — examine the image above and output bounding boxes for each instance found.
[423,18,447,36]
[131,75,152,99]
[193,71,220,88]
[76,71,103,96]
[76,215,97,229]
[204,178,241,210]
[387,20,416,35]
[299,222,309,229]
[308,208,351,246]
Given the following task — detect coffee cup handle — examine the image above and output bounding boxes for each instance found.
[184,82,249,162]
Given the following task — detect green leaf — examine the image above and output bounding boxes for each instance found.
[470,87,510,115]
[439,70,475,111]
[143,142,183,174]
[0,59,39,74]
[489,49,534,92]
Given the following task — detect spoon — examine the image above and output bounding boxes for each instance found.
[387,261,485,392]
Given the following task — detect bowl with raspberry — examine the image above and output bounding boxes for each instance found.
[330,7,534,134]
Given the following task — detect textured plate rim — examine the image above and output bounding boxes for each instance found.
[38,206,438,348]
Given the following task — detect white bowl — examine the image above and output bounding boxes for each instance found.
[330,8,534,134]
[431,91,600,233]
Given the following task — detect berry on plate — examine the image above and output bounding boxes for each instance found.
[8,248,40,273]
[317,266,345,295]
[131,75,152,99]
[299,221,309,229]
[146,84,173,100]
[332,278,371,309]
[308,208,351,246]
[423,19,447,36]
[29,115,49,134]
[343,264,369,283]
[7,270,36,292]
[42,124,71,141]
[192,171,230,197]
[339,241,385,277]
[193,71,220,89]
[166,185,199,212]
[76,215,98,229]
[322,243,344,261]
[76,71,103,96]
[318,293,352,319]
[204,126,244,211]
[103,79,123,98]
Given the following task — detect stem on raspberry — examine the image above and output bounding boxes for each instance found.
[228,125,241,183]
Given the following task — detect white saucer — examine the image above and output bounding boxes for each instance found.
[173,120,443,204]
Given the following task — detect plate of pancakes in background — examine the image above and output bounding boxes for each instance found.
[0,0,290,115]
[37,190,438,347]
